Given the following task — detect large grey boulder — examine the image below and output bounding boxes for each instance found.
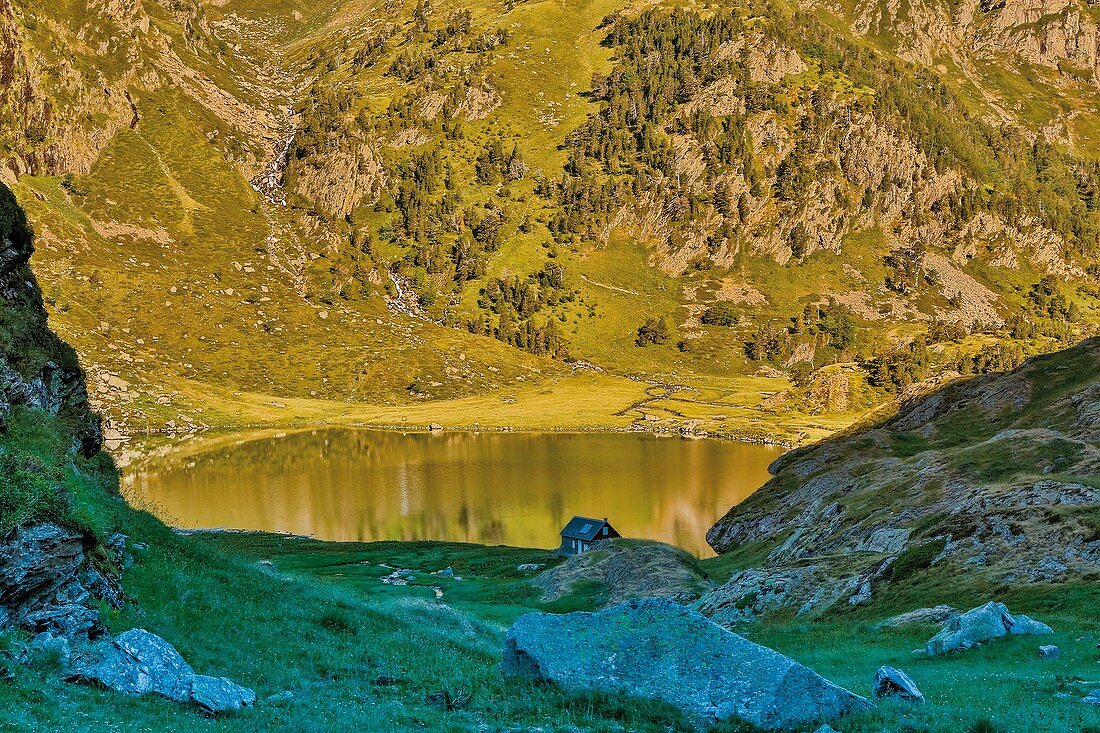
[924,601,1052,656]
[871,666,924,703]
[67,629,254,714]
[501,598,871,730]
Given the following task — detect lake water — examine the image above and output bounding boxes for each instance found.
[121,429,783,556]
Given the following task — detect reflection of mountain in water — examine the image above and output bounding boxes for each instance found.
[123,430,782,556]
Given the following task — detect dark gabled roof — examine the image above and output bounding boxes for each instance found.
[560,515,612,541]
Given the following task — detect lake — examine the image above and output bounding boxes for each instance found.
[121,429,784,556]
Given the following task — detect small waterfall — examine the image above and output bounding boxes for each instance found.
[251,124,296,207]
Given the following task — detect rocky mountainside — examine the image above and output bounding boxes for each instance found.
[702,337,1099,622]
[0,182,99,454]
[0,0,1097,438]
[0,179,118,631]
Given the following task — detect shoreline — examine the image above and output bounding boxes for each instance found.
[108,419,802,450]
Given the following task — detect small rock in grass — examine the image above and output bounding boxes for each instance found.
[1038,645,1060,660]
[872,665,925,704]
[264,690,294,704]
[517,563,545,572]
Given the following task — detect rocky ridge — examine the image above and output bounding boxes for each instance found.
[702,339,1100,622]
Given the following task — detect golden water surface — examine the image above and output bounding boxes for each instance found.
[123,429,783,556]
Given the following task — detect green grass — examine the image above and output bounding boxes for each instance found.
[4,397,1099,733]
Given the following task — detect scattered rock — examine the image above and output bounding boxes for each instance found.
[1038,644,1060,660]
[66,628,254,715]
[265,690,295,704]
[501,598,871,729]
[872,665,925,703]
[516,563,545,572]
[924,601,1052,656]
[434,566,455,579]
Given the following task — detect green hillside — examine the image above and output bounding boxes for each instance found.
[2,0,1098,444]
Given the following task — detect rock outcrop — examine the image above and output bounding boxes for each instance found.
[0,523,121,640]
[67,628,256,715]
[923,601,1053,656]
[501,598,872,730]
[0,183,101,454]
[704,341,1100,620]
[532,540,713,607]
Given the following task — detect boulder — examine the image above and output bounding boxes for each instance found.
[871,665,924,703]
[1009,614,1053,636]
[501,598,871,730]
[1037,645,1060,660]
[191,675,257,714]
[68,628,195,701]
[924,602,1052,655]
[67,628,254,715]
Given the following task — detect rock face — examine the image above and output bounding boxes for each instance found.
[924,602,1052,656]
[872,666,925,703]
[501,598,871,730]
[0,523,121,640]
[533,540,713,607]
[0,183,101,455]
[67,629,255,714]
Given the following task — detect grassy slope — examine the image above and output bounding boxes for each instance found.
[11,0,1046,446]
[7,481,1097,733]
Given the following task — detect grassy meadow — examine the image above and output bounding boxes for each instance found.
[6,512,1099,732]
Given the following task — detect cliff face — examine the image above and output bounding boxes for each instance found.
[702,339,1100,621]
[0,0,281,182]
[0,182,100,454]
[843,0,1100,82]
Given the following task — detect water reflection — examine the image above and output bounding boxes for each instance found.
[122,429,783,556]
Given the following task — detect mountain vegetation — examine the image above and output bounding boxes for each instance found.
[0,0,1096,442]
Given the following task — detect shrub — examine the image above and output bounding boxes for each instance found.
[636,317,670,346]
[884,538,948,583]
[701,303,739,327]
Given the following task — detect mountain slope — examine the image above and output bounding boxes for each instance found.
[703,337,1099,619]
[0,0,1098,439]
